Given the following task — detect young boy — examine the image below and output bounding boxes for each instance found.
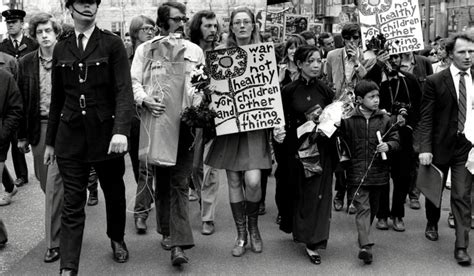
[340,79,399,264]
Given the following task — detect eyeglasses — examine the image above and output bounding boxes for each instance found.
[428,52,437,56]
[169,16,189,23]
[342,35,360,40]
[233,20,252,26]
[140,27,155,33]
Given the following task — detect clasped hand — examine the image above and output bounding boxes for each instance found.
[143,95,166,117]
[376,142,389,153]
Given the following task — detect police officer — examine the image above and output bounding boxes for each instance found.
[44,0,133,275]
[0,9,37,188]
[0,9,38,59]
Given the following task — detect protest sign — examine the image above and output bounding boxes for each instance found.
[359,0,424,54]
[205,42,285,136]
[284,14,309,39]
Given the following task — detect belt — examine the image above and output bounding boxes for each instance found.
[40,115,49,120]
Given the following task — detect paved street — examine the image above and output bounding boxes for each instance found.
[1,152,474,275]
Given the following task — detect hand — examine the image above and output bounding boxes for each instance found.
[44,145,55,165]
[108,134,128,154]
[17,140,30,153]
[419,152,433,166]
[396,115,406,127]
[376,142,389,153]
[346,44,358,62]
[376,51,390,63]
[143,96,166,118]
[273,126,286,144]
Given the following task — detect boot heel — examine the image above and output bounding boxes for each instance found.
[246,201,263,253]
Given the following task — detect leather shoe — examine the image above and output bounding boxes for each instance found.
[425,224,438,241]
[306,248,321,265]
[376,218,389,230]
[171,246,188,266]
[201,221,215,235]
[448,212,455,229]
[333,198,343,212]
[161,235,172,251]
[454,248,472,266]
[347,204,357,215]
[111,240,129,263]
[258,203,266,215]
[60,268,77,276]
[135,218,147,234]
[392,217,405,232]
[358,246,373,264]
[44,247,60,263]
[87,190,98,206]
[14,177,28,187]
[0,238,7,248]
[409,198,421,210]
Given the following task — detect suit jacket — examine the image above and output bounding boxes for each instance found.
[326,47,373,99]
[0,35,38,59]
[17,50,42,145]
[45,26,134,162]
[416,68,474,165]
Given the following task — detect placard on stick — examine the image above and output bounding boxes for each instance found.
[359,0,424,54]
[205,42,285,136]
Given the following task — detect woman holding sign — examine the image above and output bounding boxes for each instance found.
[278,45,336,265]
[205,7,273,257]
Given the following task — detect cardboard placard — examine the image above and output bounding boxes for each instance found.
[284,14,309,39]
[359,0,424,54]
[205,42,285,136]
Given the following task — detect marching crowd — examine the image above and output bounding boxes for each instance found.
[0,0,473,275]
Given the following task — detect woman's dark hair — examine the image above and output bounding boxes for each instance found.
[227,7,260,47]
[300,30,315,42]
[156,1,186,31]
[293,44,319,69]
[129,15,155,48]
[187,10,219,45]
[28,12,62,39]
[283,34,307,64]
[355,79,379,98]
[318,32,332,46]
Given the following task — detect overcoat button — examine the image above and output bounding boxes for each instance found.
[82,110,86,115]
[96,62,100,66]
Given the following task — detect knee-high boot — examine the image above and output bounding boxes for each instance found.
[246,201,263,253]
[230,202,247,257]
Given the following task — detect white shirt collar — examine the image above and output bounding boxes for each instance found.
[74,25,95,41]
[10,33,23,43]
[450,63,472,79]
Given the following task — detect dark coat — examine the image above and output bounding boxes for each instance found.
[416,68,474,165]
[340,107,399,186]
[0,52,18,79]
[0,69,23,159]
[45,27,134,162]
[17,50,42,145]
[0,35,38,59]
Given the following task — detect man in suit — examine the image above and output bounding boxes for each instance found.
[0,9,37,188]
[417,32,474,266]
[16,12,63,263]
[44,0,133,274]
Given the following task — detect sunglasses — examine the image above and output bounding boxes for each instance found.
[140,27,156,33]
[342,35,360,40]
[169,16,189,23]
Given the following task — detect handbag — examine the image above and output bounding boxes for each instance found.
[297,132,323,178]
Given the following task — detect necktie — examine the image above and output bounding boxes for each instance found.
[78,33,85,55]
[458,71,467,133]
[13,39,18,50]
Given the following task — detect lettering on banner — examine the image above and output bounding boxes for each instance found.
[205,42,285,136]
[359,0,424,54]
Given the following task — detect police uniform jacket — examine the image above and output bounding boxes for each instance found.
[0,35,38,59]
[45,27,134,162]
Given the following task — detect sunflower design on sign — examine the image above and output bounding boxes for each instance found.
[359,0,392,16]
[205,46,249,132]
[207,47,247,80]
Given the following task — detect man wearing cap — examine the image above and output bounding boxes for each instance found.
[43,0,133,274]
[0,8,37,189]
[0,9,38,59]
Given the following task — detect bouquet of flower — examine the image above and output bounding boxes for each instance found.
[181,63,217,133]
[317,91,355,137]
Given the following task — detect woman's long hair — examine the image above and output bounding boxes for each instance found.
[282,34,307,64]
[226,7,260,47]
